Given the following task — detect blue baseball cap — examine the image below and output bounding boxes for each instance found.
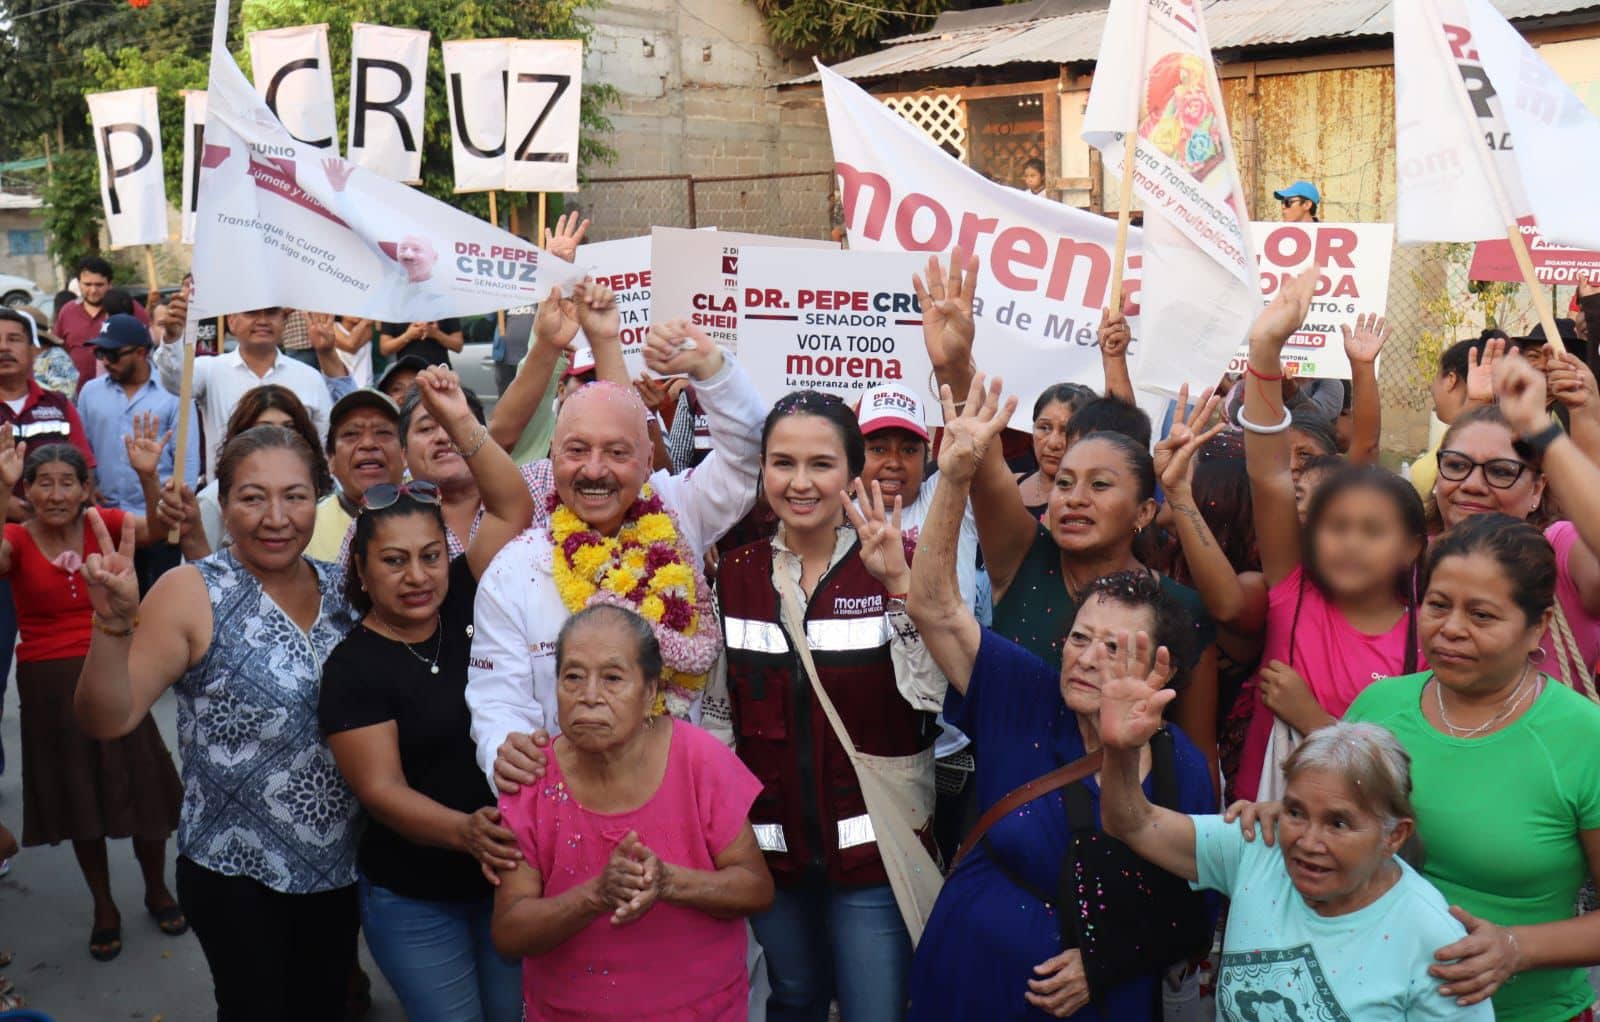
[1273,180,1321,206]
[91,313,153,349]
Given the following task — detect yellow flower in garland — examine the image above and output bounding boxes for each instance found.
[635,512,676,545]
[647,562,693,594]
[639,594,666,624]
[602,566,636,596]
[622,548,648,576]
[572,543,612,579]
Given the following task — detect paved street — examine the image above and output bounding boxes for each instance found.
[0,680,404,1021]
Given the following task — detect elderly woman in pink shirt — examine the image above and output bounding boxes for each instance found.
[492,605,773,1021]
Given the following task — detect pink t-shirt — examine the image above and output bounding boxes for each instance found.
[499,719,761,1021]
[1541,521,1600,693]
[1234,565,1424,801]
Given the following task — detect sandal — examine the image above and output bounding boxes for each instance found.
[89,926,122,962]
[0,987,24,1011]
[146,901,188,937]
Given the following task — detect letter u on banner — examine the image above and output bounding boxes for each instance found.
[348,24,430,184]
[86,87,167,249]
[505,39,583,194]
[442,38,511,194]
[248,23,338,150]
[180,90,207,245]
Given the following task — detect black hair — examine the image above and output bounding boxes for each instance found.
[22,443,89,486]
[76,255,114,280]
[1032,382,1096,421]
[216,424,319,505]
[1077,570,1197,688]
[1023,157,1046,176]
[1183,431,1258,576]
[1065,396,1152,449]
[101,289,134,317]
[1437,334,1504,383]
[1288,406,1337,456]
[343,495,447,614]
[556,604,665,684]
[761,390,865,478]
[0,308,31,338]
[1069,429,1157,502]
[1423,513,1555,628]
[1440,403,1538,463]
[398,386,486,448]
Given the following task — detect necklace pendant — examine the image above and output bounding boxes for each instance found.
[430,664,440,675]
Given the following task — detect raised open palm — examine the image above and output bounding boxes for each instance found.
[936,374,1015,485]
[122,410,171,480]
[0,424,25,490]
[913,249,978,372]
[1097,630,1177,752]
[534,286,580,353]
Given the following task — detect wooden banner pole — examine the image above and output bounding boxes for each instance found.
[167,337,196,544]
[143,247,160,308]
[1504,224,1566,355]
[538,192,548,247]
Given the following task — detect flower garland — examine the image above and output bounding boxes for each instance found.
[549,485,721,718]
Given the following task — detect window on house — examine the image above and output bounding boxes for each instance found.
[6,230,44,256]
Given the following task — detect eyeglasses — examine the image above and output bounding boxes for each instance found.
[95,346,139,363]
[360,481,442,513]
[1436,449,1530,489]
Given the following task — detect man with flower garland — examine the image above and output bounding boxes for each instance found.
[465,317,767,786]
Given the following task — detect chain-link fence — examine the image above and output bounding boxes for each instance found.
[569,171,835,243]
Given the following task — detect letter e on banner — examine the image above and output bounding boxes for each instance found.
[442,38,510,194]
[505,39,583,194]
[86,87,167,249]
[248,24,339,150]
[180,90,207,245]
[348,24,430,184]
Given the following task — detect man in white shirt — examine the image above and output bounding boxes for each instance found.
[156,291,353,475]
[467,321,766,785]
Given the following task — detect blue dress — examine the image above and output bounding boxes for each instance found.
[908,630,1215,1021]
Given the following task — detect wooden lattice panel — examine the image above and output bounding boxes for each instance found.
[884,93,967,161]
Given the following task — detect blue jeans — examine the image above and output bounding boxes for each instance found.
[358,877,523,1022]
[751,880,911,1022]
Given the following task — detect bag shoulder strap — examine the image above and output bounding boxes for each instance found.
[774,577,863,761]
[953,748,1103,868]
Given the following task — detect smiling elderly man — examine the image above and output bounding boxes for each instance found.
[466,319,765,786]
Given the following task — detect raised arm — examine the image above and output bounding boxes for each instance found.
[488,289,574,452]
[905,375,1016,694]
[309,316,350,381]
[0,426,21,575]
[1547,352,1600,467]
[573,280,629,388]
[1098,307,1136,403]
[414,366,536,579]
[1244,267,1318,586]
[1341,313,1390,465]
[1097,630,1199,881]
[1155,386,1245,624]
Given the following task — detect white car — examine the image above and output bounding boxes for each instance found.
[0,274,45,309]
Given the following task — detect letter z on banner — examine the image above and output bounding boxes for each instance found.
[181,90,207,245]
[248,24,338,150]
[87,88,167,249]
[348,24,430,184]
[506,40,583,194]
[442,38,511,194]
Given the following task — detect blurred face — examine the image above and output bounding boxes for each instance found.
[763,414,849,535]
[405,407,473,491]
[382,370,418,405]
[1279,768,1408,916]
[1432,421,1544,530]
[227,307,286,351]
[221,448,317,573]
[552,388,652,536]
[359,512,449,628]
[1022,166,1045,192]
[78,271,111,308]
[556,618,657,754]
[24,461,85,527]
[1048,437,1154,556]
[0,321,35,384]
[330,409,401,503]
[862,428,927,505]
[1421,551,1547,694]
[1059,596,1157,717]
[1031,400,1073,483]
[1308,485,1421,600]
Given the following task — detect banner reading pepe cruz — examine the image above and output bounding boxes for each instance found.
[190,22,586,324]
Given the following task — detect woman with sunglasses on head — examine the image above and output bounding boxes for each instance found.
[316,366,533,1022]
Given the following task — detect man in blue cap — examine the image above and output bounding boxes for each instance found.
[1274,180,1321,223]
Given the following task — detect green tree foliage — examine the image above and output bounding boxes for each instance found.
[38,149,104,277]
[752,0,947,61]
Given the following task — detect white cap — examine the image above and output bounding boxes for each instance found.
[856,384,929,441]
[564,346,597,379]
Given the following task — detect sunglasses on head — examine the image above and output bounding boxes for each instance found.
[360,481,442,513]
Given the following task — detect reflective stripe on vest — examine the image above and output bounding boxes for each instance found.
[725,617,787,654]
[836,814,876,850]
[806,617,891,652]
[754,823,788,853]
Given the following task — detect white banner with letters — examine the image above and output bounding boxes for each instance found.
[442,38,510,194]
[348,24,430,184]
[191,33,584,322]
[505,40,583,193]
[572,235,654,376]
[248,24,338,151]
[181,90,207,245]
[87,87,168,249]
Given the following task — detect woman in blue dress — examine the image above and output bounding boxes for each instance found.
[903,376,1216,1020]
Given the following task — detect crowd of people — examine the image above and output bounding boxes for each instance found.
[0,217,1599,1022]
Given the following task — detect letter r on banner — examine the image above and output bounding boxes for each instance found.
[348,23,430,184]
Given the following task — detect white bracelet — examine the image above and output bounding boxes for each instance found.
[1236,405,1294,435]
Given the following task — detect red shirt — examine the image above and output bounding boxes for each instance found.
[2,507,125,663]
[0,379,95,498]
[53,298,150,392]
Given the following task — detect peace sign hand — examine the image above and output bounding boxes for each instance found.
[1097,630,1177,752]
[840,478,909,594]
[913,249,979,372]
[935,374,1016,486]
[1152,384,1226,500]
[82,509,140,629]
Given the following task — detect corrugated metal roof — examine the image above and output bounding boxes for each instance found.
[788,0,1600,85]
[0,193,42,211]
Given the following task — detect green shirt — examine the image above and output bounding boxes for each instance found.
[507,353,567,466]
[1346,672,1600,1022]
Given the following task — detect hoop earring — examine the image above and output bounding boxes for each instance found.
[1529,648,1547,665]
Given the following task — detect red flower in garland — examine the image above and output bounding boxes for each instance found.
[128,0,151,8]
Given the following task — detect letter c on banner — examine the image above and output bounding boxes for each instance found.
[266,59,334,149]
[98,123,154,216]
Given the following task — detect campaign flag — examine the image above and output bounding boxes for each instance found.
[442,39,511,193]
[819,63,1139,426]
[1081,0,1260,399]
[1471,216,1600,285]
[189,31,585,323]
[505,40,584,194]
[348,24,430,184]
[247,24,338,150]
[87,88,168,249]
[181,90,207,245]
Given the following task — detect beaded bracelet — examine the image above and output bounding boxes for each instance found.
[92,614,138,638]
[452,426,492,460]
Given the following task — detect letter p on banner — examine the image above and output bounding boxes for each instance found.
[348,24,431,184]
[87,87,167,249]
[504,39,583,194]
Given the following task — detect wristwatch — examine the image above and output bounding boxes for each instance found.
[1522,421,1564,455]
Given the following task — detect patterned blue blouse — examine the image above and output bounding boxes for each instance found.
[174,548,361,894]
